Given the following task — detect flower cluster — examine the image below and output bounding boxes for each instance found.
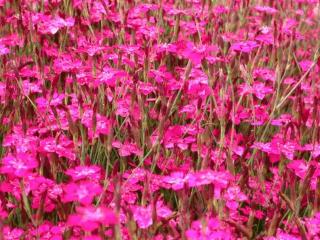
[0,0,319,239]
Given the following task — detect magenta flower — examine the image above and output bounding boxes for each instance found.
[53,55,82,74]
[132,205,153,229]
[188,170,232,199]
[239,82,273,100]
[0,0,319,238]
[81,109,112,139]
[0,153,38,177]
[62,181,102,205]
[230,41,259,53]
[28,222,66,240]
[38,137,76,161]
[67,206,117,232]
[186,218,233,240]
[299,59,318,73]
[287,160,308,179]
[112,141,142,157]
[37,15,75,35]
[2,226,24,240]
[213,5,229,15]
[163,170,231,191]
[65,165,101,181]
[96,67,128,87]
[162,171,187,190]
[155,201,173,219]
[304,212,320,237]
[138,82,157,96]
[224,186,248,210]
[0,44,10,56]
[0,200,8,219]
[253,68,276,82]
[163,125,184,149]
[254,5,278,15]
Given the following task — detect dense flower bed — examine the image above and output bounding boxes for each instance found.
[0,0,319,239]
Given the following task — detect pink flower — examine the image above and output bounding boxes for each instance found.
[230,41,259,53]
[37,15,75,35]
[180,41,207,65]
[3,226,24,240]
[299,59,318,73]
[115,96,141,120]
[132,205,153,229]
[254,5,278,14]
[193,170,231,189]
[302,144,320,158]
[138,82,157,95]
[96,67,127,87]
[28,222,66,239]
[53,55,82,74]
[22,80,42,95]
[163,170,231,191]
[305,212,320,237]
[224,186,247,210]
[163,125,183,149]
[0,153,38,177]
[238,82,273,100]
[65,165,102,181]
[81,109,112,139]
[0,200,8,218]
[156,201,173,219]
[186,218,233,240]
[38,137,76,161]
[162,171,187,190]
[287,160,308,179]
[252,82,273,100]
[112,141,142,157]
[275,230,301,240]
[67,206,117,232]
[62,181,102,205]
[255,33,275,45]
[213,5,229,15]
[0,44,10,55]
[253,68,275,82]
